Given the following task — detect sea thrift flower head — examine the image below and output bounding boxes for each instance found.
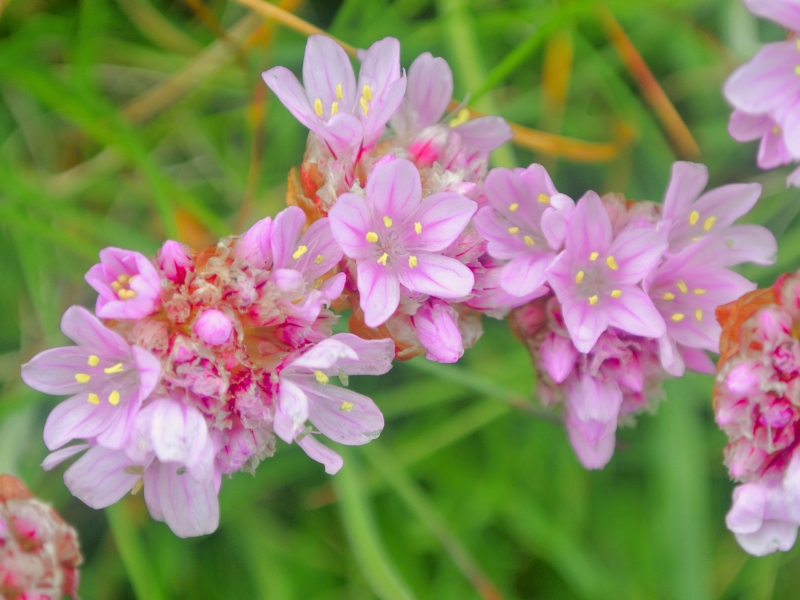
[546,190,668,353]
[85,247,161,319]
[662,162,775,266]
[474,164,574,297]
[263,35,406,160]
[193,309,233,346]
[0,474,82,599]
[157,240,193,284]
[276,334,395,473]
[21,305,161,452]
[329,158,477,327]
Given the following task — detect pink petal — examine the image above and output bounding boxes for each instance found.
[272,268,305,294]
[658,334,685,377]
[567,191,613,257]
[681,347,716,374]
[757,123,793,169]
[94,393,142,450]
[453,116,513,151]
[720,224,777,266]
[724,41,800,115]
[296,434,343,474]
[22,347,98,396]
[288,338,359,371]
[133,345,161,400]
[235,217,273,269]
[735,521,798,556]
[662,161,708,222]
[605,286,666,340]
[302,35,357,113]
[358,37,401,102]
[729,109,771,142]
[64,446,142,509]
[473,206,526,260]
[397,253,474,299]
[539,332,579,384]
[565,374,622,470]
[407,192,477,252]
[692,183,762,229]
[293,218,343,280]
[560,297,607,354]
[328,193,374,260]
[315,112,364,159]
[744,0,800,36]
[147,460,219,538]
[499,253,554,297]
[145,399,210,471]
[414,301,463,363]
[405,52,453,130]
[356,260,400,328]
[262,66,317,130]
[271,206,306,269]
[275,379,309,443]
[62,305,130,358]
[302,380,384,444]
[41,444,90,471]
[540,193,575,250]
[362,74,407,147]
[324,333,395,376]
[366,158,422,222]
[607,224,667,285]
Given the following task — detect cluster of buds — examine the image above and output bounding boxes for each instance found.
[715,268,800,556]
[0,474,82,599]
[725,0,800,185]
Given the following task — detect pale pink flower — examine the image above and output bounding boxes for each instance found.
[726,478,799,556]
[85,247,162,319]
[728,109,793,170]
[21,306,161,452]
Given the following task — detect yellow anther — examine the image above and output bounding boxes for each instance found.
[314,370,329,384]
[695,309,703,321]
[611,290,622,298]
[676,280,688,294]
[104,363,124,374]
[575,270,585,284]
[362,85,372,101]
[118,289,137,300]
[110,281,122,291]
[703,216,717,231]
[109,390,120,406]
[524,235,535,246]
[692,236,702,242]
[315,254,324,265]
[588,295,599,306]
[88,355,100,366]
[795,65,800,75]
[314,98,323,117]
[606,256,618,271]
[537,193,550,204]
[383,216,393,228]
[671,313,685,322]
[509,203,519,212]
[293,245,308,259]
[663,292,675,301]
[414,222,422,234]
[377,253,389,266]
[589,252,599,261]
[693,288,706,295]
[75,373,91,383]
[797,39,800,51]
[87,393,100,405]
[117,274,130,285]
[331,101,339,115]
[408,255,418,268]
[773,125,782,135]
[336,83,343,99]
[449,108,470,127]
[131,479,144,496]
[340,401,355,412]
[689,210,700,225]
[366,231,379,243]
[360,97,369,115]
[508,227,520,235]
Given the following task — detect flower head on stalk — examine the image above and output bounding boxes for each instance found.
[546,191,667,353]
[263,35,406,161]
[21,306,161,451]
[329,158,477,327]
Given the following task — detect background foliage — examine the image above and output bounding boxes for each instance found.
[1,0,799,598]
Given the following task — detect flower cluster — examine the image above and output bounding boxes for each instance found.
[714,268,800,556]
[0,474,82,599]
[508,162,771,468]
[724,0,800,186]
[22,207,394,537]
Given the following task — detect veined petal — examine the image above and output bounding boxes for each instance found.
[397,253,474,299]
[407,192,477,252]
[363,76,407,148]
[302,35,357,112]
[744,0,800,30]
[313,112,364,159]
[61,305,131,358]
[133,345,161,401]
[356,260,400,328]
[358,37,401,99]
[293,218,343,280]
[64,446,142,509]
[473,206,528,260]
[148,460,219,538]
[22,347,98,396]
[275,379,309,443]
[405,52,453,130]
[262,66,318,130]
[724,41,800,114]
[605,286,666,339]
[565,374,623,470]
[499,253,553,297]
[414,301,464,363]
[540,193,575,250]
[146,399,210,470]
[366,158,422,222]
[41,444,90,471]
[296,434,343,474]
[324,334,395,376]
[328,193,375,260]
[720,224,777,266]
[95,391,142,450]
[454,116,513,151]
[288,338,359,371]
[271,206,306,270]
[607,224,668,286]
[43,395,118,450]
[302,380,384,445]
[662,161,708,221]
[567,191,613,257]
[692,183,762,229]
[561,297,608,354]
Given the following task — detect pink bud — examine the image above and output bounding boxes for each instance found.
[157,240,193,283]
[193,309,233,346]
[236,217,273,269]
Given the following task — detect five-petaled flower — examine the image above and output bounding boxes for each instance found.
[329,158,477,328]
[85,247,162,320]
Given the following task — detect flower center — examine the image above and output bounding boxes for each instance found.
[110,274,137,300]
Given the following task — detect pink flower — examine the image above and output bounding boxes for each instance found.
[234,216,273,268]
[564,373,622,470]
[661,162,776,266]
[193,309,233,346]
[463,258,548,317]
[726,478,799,556]
[474,164,573,297]
[728,110,793,170]
[21,306,161,452]
[546,191,667,353]
[262,35,406,159]
[329,158,477,327]
[85,247,162,319]
[157,240,193,284]
[275,334,395,473]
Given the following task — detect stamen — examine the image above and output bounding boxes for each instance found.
[75,373,91,383]
[611,290,622,298]
[606,256,618,270]
[773,125,782,135]
[449,108,470,127]
[331,101,339,115]
[797,39,800,51]
[383,216,393,228]
[111,281,122,291]
[362,85,372,101]
[671,313,685,322]
[339,401,355,412]
[676,280,688,294]
[118,289,137,300]
[575,271,585,284]
[315,254,324,265]
[336,83,343,99]
[663,292,675,300]
[117,274,130,285]
[508,227,519,234]
[104,363,124,374]
[588,295,599,306]
[88,355,100,366]
[538,194,550,204]
[524,236,535,246]
[131,479,144,496]
[314,98,323,117]
[87,393,100,405]
[693,288,706,295]
[125,466,145,475]
[108,390,120,406]
[360,97,369,115]
[292,245,308,259]
[509,203,519,212]
[314,370,329,384]
[795,65,800,76]
[703,216,717,231]
[377,253,388,266]
[695,309,703,321]
[366,231,379,243]
[689,210,700,226]
[408,256,418,268]
[589,252,599,261]
[414,222,422,234]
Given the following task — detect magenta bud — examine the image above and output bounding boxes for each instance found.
[236,217,273,269]
[158,240,193,283]
[194,309,233,346]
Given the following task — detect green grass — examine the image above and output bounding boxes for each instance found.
[2,0,800,598]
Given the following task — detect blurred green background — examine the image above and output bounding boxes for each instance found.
[1,0,800,598]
